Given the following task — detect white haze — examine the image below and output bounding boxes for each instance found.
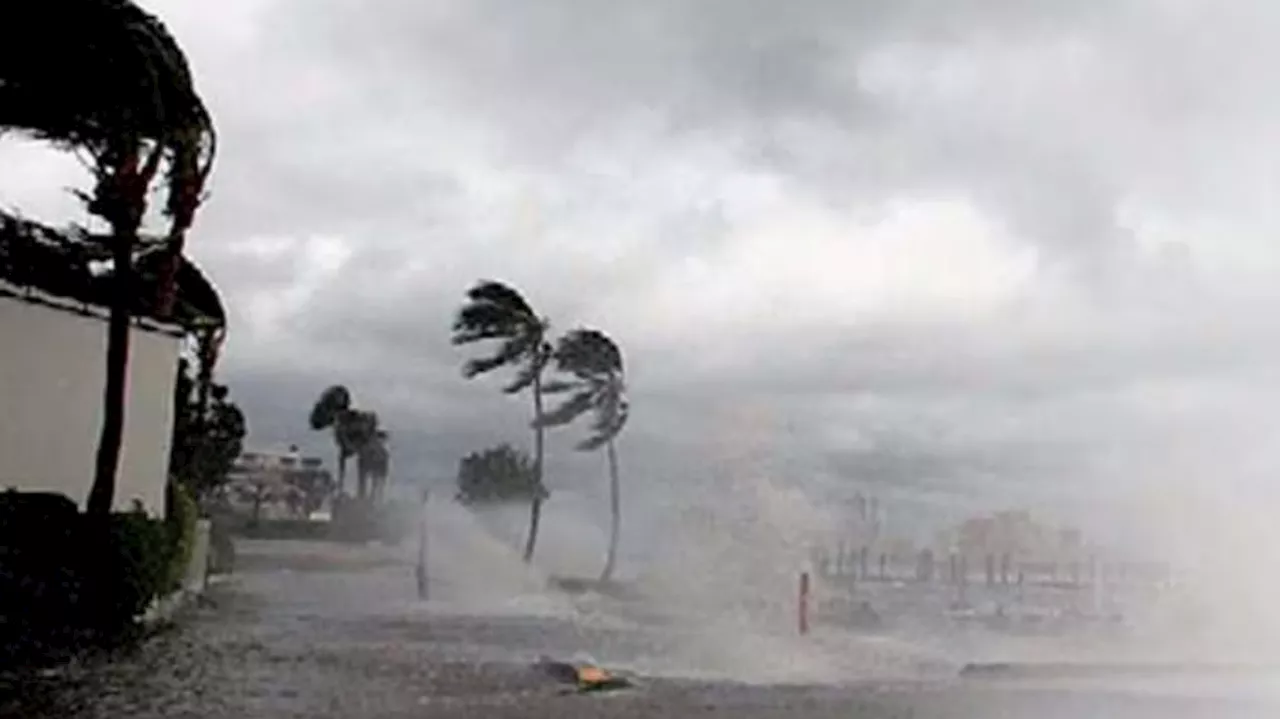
[4,0,1280,685]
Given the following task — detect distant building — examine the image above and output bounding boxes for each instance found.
[226,445,332,520]
[936,509,1083,564]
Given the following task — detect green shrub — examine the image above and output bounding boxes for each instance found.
[0,491,197,667]
[0,492,83,662]
[78,509,171,634]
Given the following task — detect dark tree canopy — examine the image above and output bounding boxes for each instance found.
[309,385,353,431]
[455,444,547,505]
[308,385,388,499]
[1,0,216,242]
[169,359,246,502]
[539,329,629,451]
[451,280,550,392]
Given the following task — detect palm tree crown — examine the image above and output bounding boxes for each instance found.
[539,329,629,450]
[451,280,551,388]
[309,385,382,498]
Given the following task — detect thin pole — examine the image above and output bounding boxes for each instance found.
[416,488,429,600]
[798,571,811,635]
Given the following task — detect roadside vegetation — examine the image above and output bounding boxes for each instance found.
[0,0,233,668]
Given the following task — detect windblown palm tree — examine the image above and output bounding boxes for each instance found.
[538,329,629,581]
[2,0,216,514]
[309,386,362,498]
[308,387,383,501]
[452,280,552,562]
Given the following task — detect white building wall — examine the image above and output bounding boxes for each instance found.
[0,290,182,516]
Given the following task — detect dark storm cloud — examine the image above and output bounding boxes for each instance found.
[8,0,1280,542]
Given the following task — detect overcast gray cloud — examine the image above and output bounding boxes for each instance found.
[5,0,1280,554]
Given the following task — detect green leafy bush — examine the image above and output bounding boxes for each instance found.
[0,492,84,660]
[78,509,170,633]
[0,491,188,666]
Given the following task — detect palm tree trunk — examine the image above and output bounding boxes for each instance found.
[336,452,347,496]
[600,438,621,582]
[522,372,545,563]
[86,236,135,515]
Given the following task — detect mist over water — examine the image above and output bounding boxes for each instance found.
[418,438,1280,690]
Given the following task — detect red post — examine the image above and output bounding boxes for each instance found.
[798,571,811,635]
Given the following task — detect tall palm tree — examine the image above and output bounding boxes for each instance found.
[1,0,216,514]
[452,280,552,562]
[538,329,629,581]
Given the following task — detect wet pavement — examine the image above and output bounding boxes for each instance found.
[2,536,1279,718]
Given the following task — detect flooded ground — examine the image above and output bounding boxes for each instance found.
[2,507,1279,718]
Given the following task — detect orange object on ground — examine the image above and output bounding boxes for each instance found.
[577,666,610,684]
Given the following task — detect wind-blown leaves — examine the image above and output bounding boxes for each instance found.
[463,337,529,379]
[1,0,216,279]
[336,409,379,459]
[539,328,630,583]
[309,385,352,430]
[503,345,551,394]
[536,390,596,428]
[540,380,578,394]
[579,395,629,452]
[452,281,540,343]
[541,329,628,451]
[556,328,623,380]
[452,280,548,384]
[308,386,387,498]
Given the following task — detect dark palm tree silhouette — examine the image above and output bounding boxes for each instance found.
[309,386,385,501]
[308,386,362,497]
[2,0,216,514]
[452,280,552,562]
[357,430,391,502]
[538,328,629,581]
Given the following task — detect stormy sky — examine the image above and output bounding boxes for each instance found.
[5,0,1280,546]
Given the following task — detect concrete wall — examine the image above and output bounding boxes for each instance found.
[0,289,182,516]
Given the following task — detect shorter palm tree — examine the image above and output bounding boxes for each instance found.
[358,429,390,502]
[538,329,629,581]
[309,386,381,499]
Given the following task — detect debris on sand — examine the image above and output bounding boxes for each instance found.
[534,655,634,693]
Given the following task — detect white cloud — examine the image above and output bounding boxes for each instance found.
[9,0,1280,550]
